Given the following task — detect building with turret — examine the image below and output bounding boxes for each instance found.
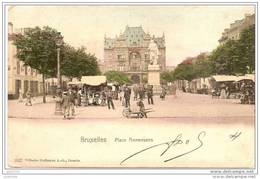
[104,26,166,83]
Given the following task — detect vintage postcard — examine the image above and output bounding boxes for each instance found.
[3,2,257,175]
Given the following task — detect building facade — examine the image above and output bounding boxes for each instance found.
[8,22,43,99]
[104,26,166,83]
[219,13,255,44]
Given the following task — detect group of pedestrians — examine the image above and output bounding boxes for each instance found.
[18,89,33,106]
[61,88,76,119]
[21,83,173,119]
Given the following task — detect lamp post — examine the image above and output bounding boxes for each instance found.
[55,33,63,115]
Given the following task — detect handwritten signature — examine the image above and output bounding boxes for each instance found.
[229,132,242,141]
[120,131,206,165]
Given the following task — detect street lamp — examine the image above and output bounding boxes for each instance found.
[55,33,63,115]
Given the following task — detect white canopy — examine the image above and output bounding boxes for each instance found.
[235,74,255,82]
[81,76,107,86]
[67,81,82,85]
[210,75,239,82]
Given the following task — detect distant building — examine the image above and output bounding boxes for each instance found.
[8,23,45,99]
[104,25,166,83]
[219,13,255,44]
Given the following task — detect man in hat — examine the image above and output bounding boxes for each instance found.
[124,86,131,108]
[146,85,154,105]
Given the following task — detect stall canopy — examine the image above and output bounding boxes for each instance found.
[81,76,107,86]
[68,78,81,85]
[210,75,239,82]
[235,74,255,82]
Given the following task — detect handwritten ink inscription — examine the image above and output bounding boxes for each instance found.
[120,131,206,165]
[229,132,242,141]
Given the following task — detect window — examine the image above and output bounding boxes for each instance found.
[119,66,124,71]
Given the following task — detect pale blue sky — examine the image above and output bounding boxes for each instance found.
[8,5,255,66]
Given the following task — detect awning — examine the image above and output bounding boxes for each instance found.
[210,75,239,82]
[67,81,82,85]
[81,76,107,86]
[235,74,255,82]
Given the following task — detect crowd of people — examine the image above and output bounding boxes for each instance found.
[211,80,255,104]
[17,82,180,119]
[58,83,171,119]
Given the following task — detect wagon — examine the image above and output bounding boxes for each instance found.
[122,108,153,118]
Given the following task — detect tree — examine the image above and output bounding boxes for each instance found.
[13,26,63,103]
[104,71,132,85]
[60,45,101,79]
[209,40,239,75]
[193,54,214,78]
[237,25,255,73]
[161,71,174,82]
[172,63,195,82]
[209,25,255,75]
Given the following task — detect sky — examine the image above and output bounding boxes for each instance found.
[8,5,255,66]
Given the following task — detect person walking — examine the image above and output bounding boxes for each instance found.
[138,84,145,100]
[120,86,125,106]
[147,85,154,105]
[106,89,115,110]
[61,91,70,119]
[160,86,167,100]
[77,88,82,107]
[124,86,131,108]
[133,84,138,101]
[172,84,177,98]
[68,88,76,116]
[18,88,23,102]
[25,90,32,106]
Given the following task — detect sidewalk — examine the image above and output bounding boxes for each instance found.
[8,96,62,119]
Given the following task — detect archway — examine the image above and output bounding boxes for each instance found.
[129,51,141,71]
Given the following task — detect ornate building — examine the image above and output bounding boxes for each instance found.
[104,26,166,83]
[219,13,255,44]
